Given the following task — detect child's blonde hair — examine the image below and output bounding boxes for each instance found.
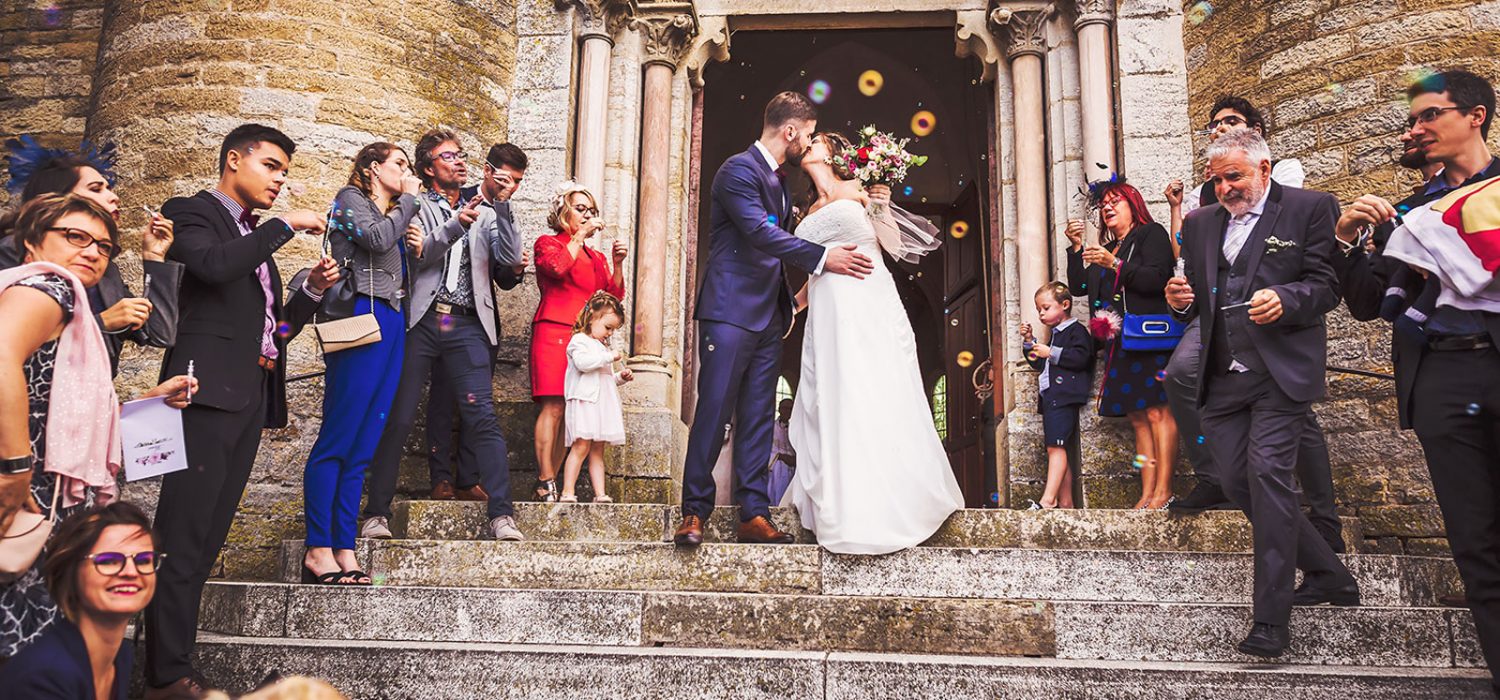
[573,290,625,335]
[1034,280,1071,307]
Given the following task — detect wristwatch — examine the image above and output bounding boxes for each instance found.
[0,455,34,475]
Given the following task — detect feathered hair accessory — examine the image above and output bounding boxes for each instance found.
[3,135,118,195]
[1089,308,1122,341]
[1076,163,1126,214]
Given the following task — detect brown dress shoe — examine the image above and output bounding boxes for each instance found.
[429,481,455,500]
[454,484,488,501]
[144,675,208,700]
[737,515,794,544]
[673,514,704,546]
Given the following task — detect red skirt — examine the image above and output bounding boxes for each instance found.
[530,321,572,400]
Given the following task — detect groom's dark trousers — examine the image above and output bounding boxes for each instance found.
[682,144,825,521]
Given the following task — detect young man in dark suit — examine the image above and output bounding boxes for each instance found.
[143,124,334,700]
[1165,128,1358,659]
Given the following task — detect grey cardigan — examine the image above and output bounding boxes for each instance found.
[329,186,420,307]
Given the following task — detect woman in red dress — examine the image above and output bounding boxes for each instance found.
[531,182,627,501]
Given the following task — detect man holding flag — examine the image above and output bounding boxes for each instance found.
[1333,68,1500,694]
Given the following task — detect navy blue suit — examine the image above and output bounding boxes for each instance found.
[1026,321,1094,409]
[0,618,130,699]
[682,146,825,520]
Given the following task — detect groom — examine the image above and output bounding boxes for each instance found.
[674,92,875,546]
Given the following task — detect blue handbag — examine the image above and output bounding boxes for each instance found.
[1113,242,1184,352]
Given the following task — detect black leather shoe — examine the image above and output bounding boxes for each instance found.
[1168,481,1233,514]
[1292,579,1361,606]
[1236,622,1289,658]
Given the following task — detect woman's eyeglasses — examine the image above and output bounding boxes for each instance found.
[47,227,118,258]
[1206,114,1247,130]
[87,551,165,576]
[572,204,599,216]
[1406,106,1466,129]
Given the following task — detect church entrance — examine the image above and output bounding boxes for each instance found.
[691,27,999,507]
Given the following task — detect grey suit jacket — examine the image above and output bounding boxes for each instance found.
[0,234,181,376]
[407,191,525,345]
[1171,182,1341,405]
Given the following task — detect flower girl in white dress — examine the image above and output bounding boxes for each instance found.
[561,291,634,503]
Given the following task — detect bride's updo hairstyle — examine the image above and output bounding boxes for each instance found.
[812,132,857,181]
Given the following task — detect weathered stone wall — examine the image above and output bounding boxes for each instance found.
[83,0,523,579]
[1181,0,1500,552]
[0,0,105,198]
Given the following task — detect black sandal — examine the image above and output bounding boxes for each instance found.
[301,565,350,585]
[533,478,558,503]
[340,569,373,586]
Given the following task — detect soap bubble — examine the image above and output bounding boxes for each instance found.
[768,214,778,226]
[1155,369,1167,382]
[989,491,1000,503]
[276,321,292,339]
[438,315,455,332]
[1327,82,1345,96]
[42,4,62,26]
[1196,435,1206,444]
[1026,349,1039,362]
[1186,1,1214,25]
[911,110,937,137]
[949,220,970,239]
[1131,454,1150,470]
[858,70,884,97]
[903,186,914,196]
[807,79,831,104]
[956,350,974,368]
[1466,403,1481,416]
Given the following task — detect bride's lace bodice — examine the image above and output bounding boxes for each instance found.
[797,199,877,254]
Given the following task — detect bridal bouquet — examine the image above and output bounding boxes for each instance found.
[831,125,929,186]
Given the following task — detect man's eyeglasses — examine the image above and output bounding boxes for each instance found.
[47,227,117,258]
[87,551,165,576]
[1207,114,1247,130]
[435,151,468,163]
[1407,106,1466,129]
[572,204,599,216]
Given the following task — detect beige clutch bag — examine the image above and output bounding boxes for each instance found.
[0,487,58,583]
[312,313,381,354]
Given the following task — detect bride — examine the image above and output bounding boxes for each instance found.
[781,131,965,555]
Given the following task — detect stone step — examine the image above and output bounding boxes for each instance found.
[391,500,1366,553]
[277,540,1461,606]
[186,633,1496,699]
[200,582,1486,668]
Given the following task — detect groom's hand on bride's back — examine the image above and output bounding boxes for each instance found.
[825,244,874,279]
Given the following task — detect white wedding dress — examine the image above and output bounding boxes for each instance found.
[782,199,965,555]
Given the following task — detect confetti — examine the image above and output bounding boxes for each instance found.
[858,70,884,97]
[911,110,937,137]
[807,79,830,104]
[949,220,969,239]
[956,350,974,368]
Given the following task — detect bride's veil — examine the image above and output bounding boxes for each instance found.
[870,203,942,263]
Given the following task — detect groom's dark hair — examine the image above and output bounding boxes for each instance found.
[764,92,818,129]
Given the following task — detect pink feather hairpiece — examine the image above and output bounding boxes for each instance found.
[1089,309,1122,341]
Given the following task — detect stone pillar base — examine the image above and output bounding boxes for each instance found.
[609,404,687,504]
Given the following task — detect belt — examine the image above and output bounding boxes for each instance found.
[257,355,277,371]
[434,302,477,317]
[1426,333,1493,351]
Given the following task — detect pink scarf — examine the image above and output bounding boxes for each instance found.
[0,262,121,507]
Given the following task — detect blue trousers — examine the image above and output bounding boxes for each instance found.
[681,319,782,521]
[304,297,404,549]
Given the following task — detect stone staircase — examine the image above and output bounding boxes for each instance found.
[189,503,1493,698]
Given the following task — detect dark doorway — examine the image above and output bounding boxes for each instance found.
[694,28,995,505]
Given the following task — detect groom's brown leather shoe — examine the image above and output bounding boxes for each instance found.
[673,514,704,547]
[737,515,794,544]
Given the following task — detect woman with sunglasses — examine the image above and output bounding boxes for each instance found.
[528,182,626,501]
[0,195,193,663]
[0,502,160,698]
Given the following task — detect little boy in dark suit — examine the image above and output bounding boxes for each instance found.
[1022,281,1095,509]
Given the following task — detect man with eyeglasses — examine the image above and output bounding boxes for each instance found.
[361,129,526,543]
[423,142,530,505]
[1332,69,1500,693]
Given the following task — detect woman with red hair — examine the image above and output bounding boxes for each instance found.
[1066,181,1180,509]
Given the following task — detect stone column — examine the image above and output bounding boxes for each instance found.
[1074,0,1117,178]
[568,0,635,194]
[994,5,1052,335]
[629,7,697,364]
